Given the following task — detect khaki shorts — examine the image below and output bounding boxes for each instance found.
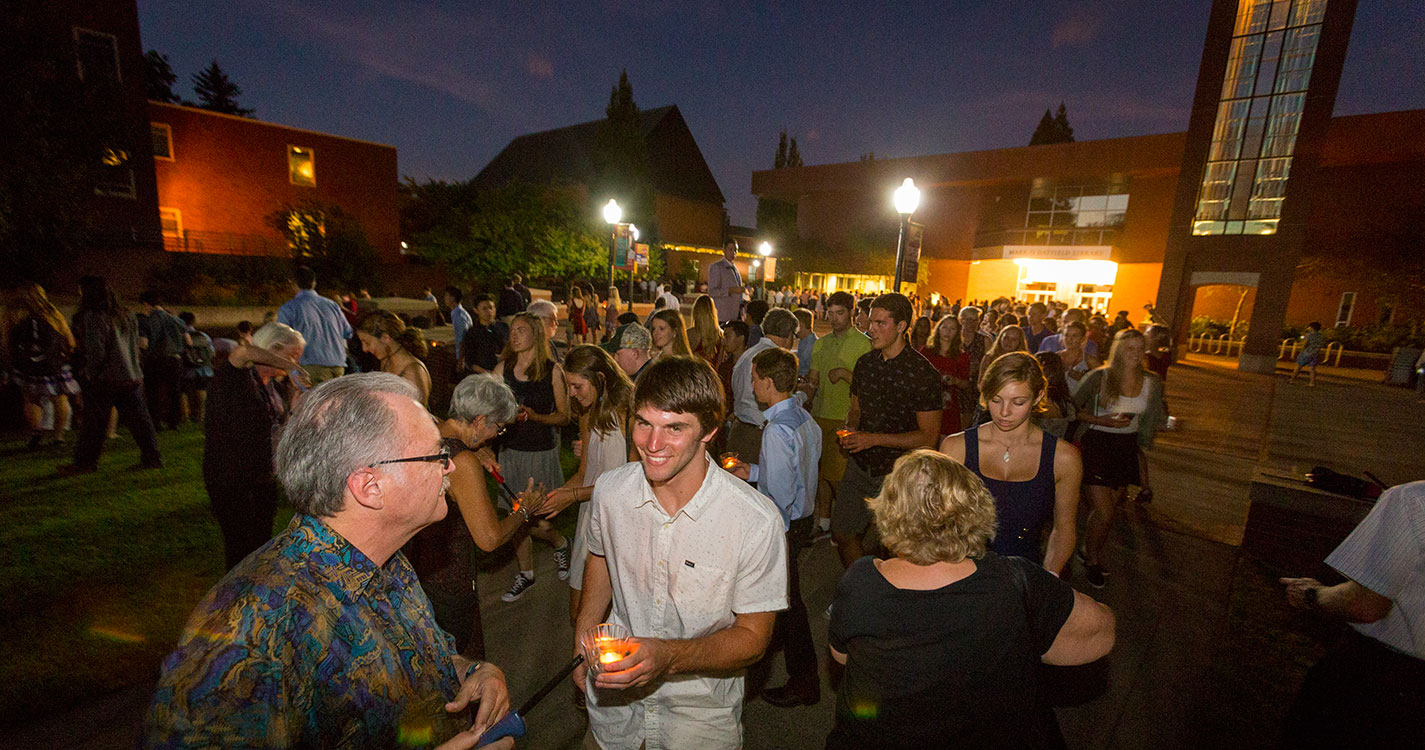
[815,417,848,484]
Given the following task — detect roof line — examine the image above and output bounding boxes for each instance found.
[148,101,396,150]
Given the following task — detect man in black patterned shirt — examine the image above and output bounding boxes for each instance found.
[832,293,943,567]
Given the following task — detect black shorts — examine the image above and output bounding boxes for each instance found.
[1080,429,1141,489]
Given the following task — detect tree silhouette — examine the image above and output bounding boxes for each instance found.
[1029,102,1075,145]
[775,130,788,169]
[786,137,802,167]
[592,69,653,235]
[144,50,179,103]
[192,60,254,117]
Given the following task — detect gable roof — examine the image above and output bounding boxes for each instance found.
[476,105,725,205]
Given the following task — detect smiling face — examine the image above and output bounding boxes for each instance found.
[650,318,674,350]
[566,371,599,410]
[987,379,1038,433]
[631,404,715,487]
[1063,325,1086,352]
[357,331,390,359]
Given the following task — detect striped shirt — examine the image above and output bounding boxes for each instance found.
[1324,481,1425,659]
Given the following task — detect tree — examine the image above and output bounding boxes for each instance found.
[267,201,378,291]
[592,69,655,239]
[775,130,788,169]
[1029,102,1075,145]
[786,137,802,168]
[144,50,180,103]
[192,60,254,117]
[1053,102,1075,143]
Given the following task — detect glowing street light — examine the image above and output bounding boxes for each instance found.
[758,241,772,296]
[892,178,921,292]
[602,199,622,225]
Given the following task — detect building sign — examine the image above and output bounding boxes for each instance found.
[1001,245,1112,261]
[899,221,924,284]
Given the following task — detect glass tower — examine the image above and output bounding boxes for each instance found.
[1192,0,1328,236]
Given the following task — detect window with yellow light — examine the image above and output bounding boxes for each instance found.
[288,145,316,187]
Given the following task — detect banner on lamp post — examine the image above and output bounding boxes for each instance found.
[614,224,632,267]
[899,221,924,286]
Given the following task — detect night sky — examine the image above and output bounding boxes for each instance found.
[137,1,1424,225]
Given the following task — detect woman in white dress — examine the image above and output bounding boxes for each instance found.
[535,344,634,623]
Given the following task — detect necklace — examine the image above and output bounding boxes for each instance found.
[994,433,1033,463]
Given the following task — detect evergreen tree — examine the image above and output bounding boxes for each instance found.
[592,69,653,235]
[1029,109,1058,145]
[787,137,802,167]
[1054,102,1075,143]
[192,59,254,117]
[144,50,179,103]
[774,130,787,169]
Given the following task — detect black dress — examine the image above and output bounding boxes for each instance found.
[404,436,485,659]
[203,362,291,570]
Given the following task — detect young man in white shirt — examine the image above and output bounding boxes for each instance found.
[575,356,788,750]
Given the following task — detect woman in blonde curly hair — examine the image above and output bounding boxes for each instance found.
[825,448,1115,750]
[3,281,80,448]
[357,310,431,404]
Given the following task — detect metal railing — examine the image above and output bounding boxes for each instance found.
[1190,332,1246,355]
[972,227,1121,248]
[1278,338,1346,367]
[163,230,283,256]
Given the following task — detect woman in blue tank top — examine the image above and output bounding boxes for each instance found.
[940,352,1082,576]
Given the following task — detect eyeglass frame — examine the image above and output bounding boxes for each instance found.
[369,449,452,471]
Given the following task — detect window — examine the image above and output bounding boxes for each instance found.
[159,208,182,239]
[1192,0,1326,236]
[96,147,135,198]
[151,123,173,161]
[73,28,121,83]
[288,146,316,187]
[1335,291,1355,327]
[1024,180,1130,237]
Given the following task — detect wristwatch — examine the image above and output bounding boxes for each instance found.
[463,659,484,681]
[1304,586,1320,610]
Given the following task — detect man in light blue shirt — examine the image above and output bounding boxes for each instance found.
[793,308,817,379]
[729,308,799,463]
[276,266,352,385]
[730,346,822,707]
[443,286,472,363]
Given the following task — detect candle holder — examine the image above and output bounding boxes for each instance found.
[719,452,740,471]
[581,623,632,674]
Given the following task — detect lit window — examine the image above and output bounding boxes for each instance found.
[73,28,121,83]
[159,208,182,239]
[151,123,174,161]
[96,147,135,198]
[288,146,316,187]
[1192,0,1326,235]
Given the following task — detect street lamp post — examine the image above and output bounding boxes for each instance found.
[627,224,639,312]
[758,241,772,298]
[893,178,920,293]
[751,260,761,299]
[603,199,622,295]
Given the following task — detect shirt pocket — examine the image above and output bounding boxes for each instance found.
[670,562,734,637]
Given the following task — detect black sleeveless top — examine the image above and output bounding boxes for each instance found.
[964,428,1058,560]
[502,362,557,452]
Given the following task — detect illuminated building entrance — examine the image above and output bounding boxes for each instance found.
[967,245,1118,311]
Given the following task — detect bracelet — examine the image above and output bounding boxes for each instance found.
[463,660,484,681]
[515,505,531,523]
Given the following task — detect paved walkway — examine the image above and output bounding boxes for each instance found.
[5,358,1423,749]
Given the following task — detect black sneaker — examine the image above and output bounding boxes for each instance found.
[1085,565,1108,589]
[501,573,535,602]
[554,542,571,581]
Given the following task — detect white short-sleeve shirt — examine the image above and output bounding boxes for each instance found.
[1324,480,1425,658]
[583,454,789,750]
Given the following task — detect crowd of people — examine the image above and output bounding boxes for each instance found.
[4,251,1418,748]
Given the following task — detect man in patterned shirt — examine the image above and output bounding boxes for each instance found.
[144,373,512,749]
[832,293,943,568]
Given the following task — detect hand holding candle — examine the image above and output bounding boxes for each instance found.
[580,623,632,675]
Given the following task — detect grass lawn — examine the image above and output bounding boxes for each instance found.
[0,425,579,728]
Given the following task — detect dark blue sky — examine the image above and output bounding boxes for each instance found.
[138,1,1424,225]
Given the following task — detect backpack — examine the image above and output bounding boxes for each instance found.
[183,332,214,370]
[10,317,69,377]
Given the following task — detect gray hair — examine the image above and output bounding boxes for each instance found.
[252,321,306,353]
[448,373,519,424]
[528,299,557,320]
[958,305,983,319]
[275,372,420,517]
[762,308,798,339]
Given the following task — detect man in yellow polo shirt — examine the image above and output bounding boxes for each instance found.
[800,291,871,537]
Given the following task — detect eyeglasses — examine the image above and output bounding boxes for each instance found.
[369,449,451,470]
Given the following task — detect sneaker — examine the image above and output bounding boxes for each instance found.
[554,542,571,581]
[501,573,535,602]
[1084,565,1108,589]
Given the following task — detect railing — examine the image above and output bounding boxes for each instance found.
[163,230,283,256]
[1279,339,1347,367]
[1191,332,1246,355]
[972,227,1121,248]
